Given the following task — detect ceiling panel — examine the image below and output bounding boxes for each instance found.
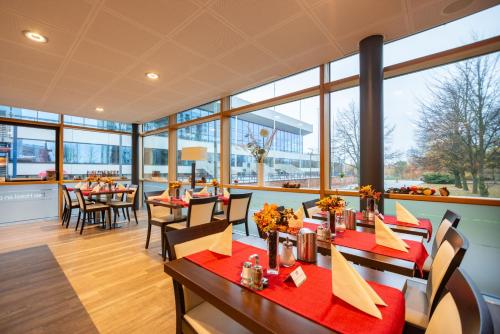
[71,39,137,73]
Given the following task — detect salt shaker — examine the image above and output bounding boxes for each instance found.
[241,261,252,287]
[249,254,263,290]
[281,237,296,267]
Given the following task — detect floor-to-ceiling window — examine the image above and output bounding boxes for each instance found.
[143,132,168,179]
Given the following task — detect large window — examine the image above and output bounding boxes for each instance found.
[64,116,132,132]
[231,68,319,108]
[63,128,131,179]
[177,120,220,181]
[143,132,168,179]
[143,117,168,132]
[230,96,320,188]
[329,54,359,82]
[0,105,60,123]
[384,52,499,198]
[0,125,56,180]
[176,101,220,124]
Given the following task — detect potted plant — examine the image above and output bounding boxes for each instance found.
[245,128,277,187]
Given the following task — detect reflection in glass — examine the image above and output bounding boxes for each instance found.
[176,101,220,124]
[143,132,168,179]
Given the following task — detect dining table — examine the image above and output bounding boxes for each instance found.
[164,236,408,334]
[146,195,229,218]
[312,211,432,240]
[286,218,428,277]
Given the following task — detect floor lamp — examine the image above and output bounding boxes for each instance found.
[181,146,208,189]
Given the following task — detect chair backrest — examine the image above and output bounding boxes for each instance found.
[187,196,217,227]
[144,190,167,221]
[427,227,469,314]
[227,192,252,223]
[165,220,229,321]
[126,184,138,204]
[432,209,461,257]
[426,268,493,334]
[62,185,72,207]
[74,189,87,211]
[302,198,321,218]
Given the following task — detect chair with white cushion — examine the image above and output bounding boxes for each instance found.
[165,196,218,231]
[425,268,493,334]
[165,220,251,334]
[422,210,461,277]
[403,227,468,332]
[213,192,252,236]
[302,198,321,218]
[144,191,187,261]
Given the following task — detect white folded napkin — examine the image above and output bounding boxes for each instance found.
[395,202,419,225]
[375,216,409,252]
[288,207,305,229]
[80,184,88,190]
[198,187,209,195]
[92,185,100,192]
[75,182,82,189]
[331,245,386,319]
[182,191,192,203]
[307,206,322,217]
[159,190,170,201]
[223,188,230,198]
[209,224,232,256]
[116,183,126,190]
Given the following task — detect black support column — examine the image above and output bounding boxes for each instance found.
[359,35,384,212]
[131,123,140,208]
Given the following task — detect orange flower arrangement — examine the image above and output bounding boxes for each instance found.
[316,195,346,213]
[169,181,182,189]
[253,203,294,234]
[210,178,219,187]
[359,185,382,201]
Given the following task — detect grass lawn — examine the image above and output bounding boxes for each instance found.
[420,182,500,198]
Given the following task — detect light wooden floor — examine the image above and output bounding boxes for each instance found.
[0,211,176,333]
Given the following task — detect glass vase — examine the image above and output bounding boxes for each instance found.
[267,230,280,275]
[257,162,264,187]
[366,198,376,221]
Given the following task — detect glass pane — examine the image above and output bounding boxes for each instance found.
[330,87,360,189]
[0,105,60,123]
[177,120,220,182]
[385,5,500,67]
[384,52,499,198]
[231,68,319,108]
[329,54,359,81]
[176,101,220,124]
[143,117,168,132]
[0,184,59,224]
[63,128,131,180]
[64,115,132,132]
[230,96,320,188]
[0,125,56,180]
[143,132,168,180]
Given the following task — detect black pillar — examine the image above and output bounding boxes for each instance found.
[359,35,384,212]
[131,124,140,208]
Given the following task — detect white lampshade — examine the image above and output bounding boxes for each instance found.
[181,146,208,161]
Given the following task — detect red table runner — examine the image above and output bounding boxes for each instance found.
[334,230,428,276]
[159,198,189,208]
[186,241,404,334]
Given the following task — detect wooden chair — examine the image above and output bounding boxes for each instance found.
[165,220,251,334]
[403,227,469,332]
[302,198,321,218]
[425,268,493,334]
[165,196,218,231]
[422,209,461,277]
[144,191,187,261]
[109,184,139,225]
[61,185,79,228]
[213,192,252,236]
[74,189,111,235]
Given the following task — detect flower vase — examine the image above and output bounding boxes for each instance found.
[366,198,376,221]
[267,230,280,275]
[327,211,336,237]
[257,162,264,187]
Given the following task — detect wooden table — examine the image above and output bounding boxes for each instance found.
[312,212,429,239]
[287,218,423,277]
[164,236,407,334]
[146,197,225,217]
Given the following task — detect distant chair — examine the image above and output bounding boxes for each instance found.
[164,220,251,334]
[109,184,139,225]
[165,196,218,231]
[61,185,79,228]
[302,198,321,218]
[213,192,252,236]
[403,227,469,332]
[422,210,461,277]
[424,268,493,334]
[74,189,111,235]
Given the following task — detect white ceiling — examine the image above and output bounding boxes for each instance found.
[0,0,496,123]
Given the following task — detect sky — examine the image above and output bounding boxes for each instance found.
[233,5,500,160]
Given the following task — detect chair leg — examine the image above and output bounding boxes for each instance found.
[107,208,112,229]
[74,211,81,230]
[125,207,130,222]
[244,220,249,236]
[122,208,126,217]
[61,207,67,225]
[65,208,72,228]
[113,208,117,223]
[75,212,84,231]
[80,213,87,235]
[133,208,138,224]
[161,225,166,261]
[145,223,152,249]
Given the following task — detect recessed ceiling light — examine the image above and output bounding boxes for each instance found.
[95,107,104,113]
[145,72,159,80]
[23,30,48,43]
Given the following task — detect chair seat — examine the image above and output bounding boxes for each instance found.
[423,255,433,272]
[183,302,252,334]
[109,201,133,208]
[212,214,226,222]
[167,222,187,230]
[151,215,187,226]
[87,203,109,211]
[404,278,430,329]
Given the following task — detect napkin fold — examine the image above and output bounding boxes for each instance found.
[182,191,192,203]
[307,206,322,217]
[75,182,82,189]
[331,245,386,319]
[223,188,230,198]
[197,187,209,195]
[92,185,100,192]
[209,224,232,256]
[116,183,126,190]
[159,190,170,201]
[289,207,305,229]
[395,202,419,225]
[80,184,88,190]
[375,216,409,252]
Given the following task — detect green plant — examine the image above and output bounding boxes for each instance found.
[422,172,455,184]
